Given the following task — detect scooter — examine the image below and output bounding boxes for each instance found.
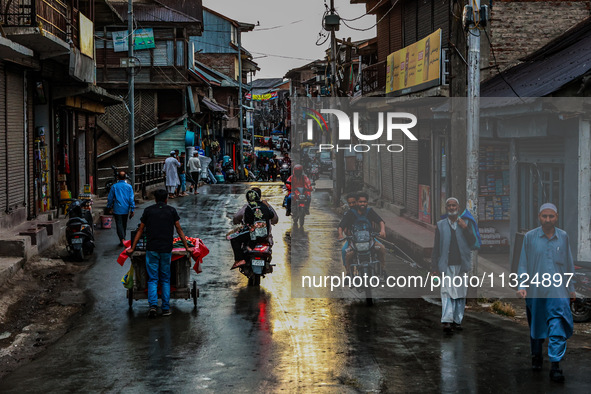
[227,222,274,287]
[309,163,320,184]
[292,187,309,228]
[64,198,95,261]
[279,163,291,183]
[223,161,237,183]
[571,261,591,322]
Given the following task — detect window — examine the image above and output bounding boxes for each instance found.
[518,163,563,231]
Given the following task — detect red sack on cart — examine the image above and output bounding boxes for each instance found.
[117,237,209,274]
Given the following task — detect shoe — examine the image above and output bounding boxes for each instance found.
[442,322,453,333]
[452,323,463,331]
[305,209,310,215]
[118,241,124,247]
[532,355,543,371]
[148,306,158,318]
[162,309,171,317]
[231,260,246,270]
[286,211,291,216]
[549,364,565,382]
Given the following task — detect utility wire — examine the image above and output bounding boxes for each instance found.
[483,28,524,99]
[338,0,384,22]
[338,0,399,32]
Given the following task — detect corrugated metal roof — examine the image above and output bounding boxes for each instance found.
[202,97,227,113]
[250,78,285,88]
[194,61,240,88]
[482,19,591,97]
[108,1,201,24]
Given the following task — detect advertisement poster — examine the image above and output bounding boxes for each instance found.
[386,29,441,96]
[419,184,431,223]
[113,29,156,52]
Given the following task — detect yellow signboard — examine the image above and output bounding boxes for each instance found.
[386,29,442,96]
[79,13,94,59]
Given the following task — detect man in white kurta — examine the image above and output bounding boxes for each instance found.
[163,151,180,197]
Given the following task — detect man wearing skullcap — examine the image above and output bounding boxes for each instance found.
[431,197,477,333]
[517,203,575,382]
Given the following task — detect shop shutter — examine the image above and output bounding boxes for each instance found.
[403,1,417,47]
[0,61,6,210]
[5,68,25,210]
[434,0,450,46]
[517,138,564,164]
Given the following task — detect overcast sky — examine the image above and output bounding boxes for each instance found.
[203,0,376,79]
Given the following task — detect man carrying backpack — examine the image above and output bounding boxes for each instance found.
[339,192,386,276]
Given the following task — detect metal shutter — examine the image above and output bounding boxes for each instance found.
[0,62,6,210]
[5,68,25,210]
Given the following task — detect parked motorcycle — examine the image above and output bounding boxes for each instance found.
[292,187,309,227]
[223,161,237,183]
[341,224,382,306]
[279,163,291,183]
[227,222,274,287]
[64,198,95,261]
[571,261,591,322]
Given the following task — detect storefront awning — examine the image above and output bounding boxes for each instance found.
[201,97,226,113]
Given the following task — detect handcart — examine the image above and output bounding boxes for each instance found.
[126,250,199,307]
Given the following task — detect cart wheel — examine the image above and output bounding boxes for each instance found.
[127,288,134,307]
[191,280,198,307]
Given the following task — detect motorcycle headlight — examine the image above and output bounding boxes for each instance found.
[355,242,371,252]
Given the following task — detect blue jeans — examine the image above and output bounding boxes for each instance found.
[145,251,172,310]
[341,241,348,266]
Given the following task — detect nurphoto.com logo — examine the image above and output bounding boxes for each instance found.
[304,108,418,153]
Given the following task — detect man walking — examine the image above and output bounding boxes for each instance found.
[163,151,180,199]
[106,171,134,246]
[127,189,191,318]
[517,203,575,382]
[187,151,202,195]
[431,197,477,333]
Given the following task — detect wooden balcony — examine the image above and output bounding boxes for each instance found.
[0,0,79,57]
[360,61,386,97]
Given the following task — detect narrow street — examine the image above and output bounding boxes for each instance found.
[0,183,589,393]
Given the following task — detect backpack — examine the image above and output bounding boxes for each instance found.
[350,208,373,232]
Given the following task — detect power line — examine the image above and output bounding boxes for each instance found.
[338,0,399,32]
[338,0,384,22]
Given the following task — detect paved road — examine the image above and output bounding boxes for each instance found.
[0,182,589,392]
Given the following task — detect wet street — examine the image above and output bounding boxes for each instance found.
[0,183,590,393]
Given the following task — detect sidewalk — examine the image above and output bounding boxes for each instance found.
[0,194,125,290]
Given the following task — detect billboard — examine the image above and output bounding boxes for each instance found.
[386,29,442,97]
[79,13,94,59]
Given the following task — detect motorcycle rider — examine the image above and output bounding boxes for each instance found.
[281,152,291,167]
[337,193,358,268]
[230,189,275,270]
[284,164,312,216]
[340,192,387,276]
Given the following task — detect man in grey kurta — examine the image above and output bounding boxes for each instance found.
[517,202,575,383]
[163,151,180,198]
[431,197,476,333]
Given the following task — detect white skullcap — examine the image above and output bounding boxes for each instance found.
[539,203,557,213]
[446,197,459,204]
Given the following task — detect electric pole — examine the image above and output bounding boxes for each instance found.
[467,1,481,280]
[127,0,135,188]
[238,27,244,179]
[327,0,343,205]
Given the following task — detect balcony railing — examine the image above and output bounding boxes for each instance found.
[0,0,74,44]
[360,61,386,96]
